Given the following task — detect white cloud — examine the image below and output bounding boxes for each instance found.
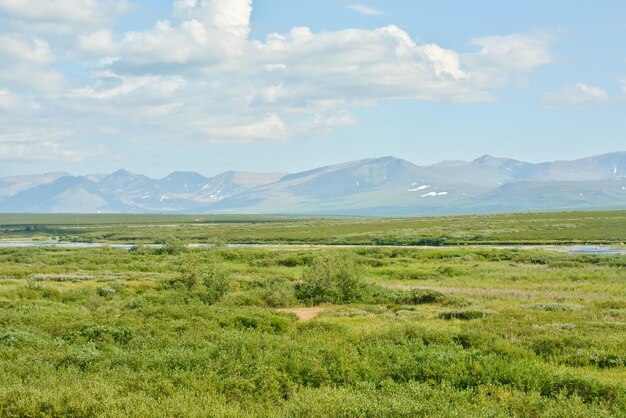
[0,0,130,34]
[68,73,186,101]
[174,0,253,38]
[0,34,55,64]
[463,32,553,87]
[72,4,555,142]
[299,111,358,135]
[0,129,104,162]
[421,44,466,79]
[0,89,21,111]
[0,89,41,113]
[80,17,251,71]
[0,33,63,91]
[348,4,383,16]
[199,113,287,143]
[543,83,609,108]
[469,32,553,71]
[0,0,558,157]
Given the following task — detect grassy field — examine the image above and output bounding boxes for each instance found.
[0,211,624,416]
[1,244,625,416]
[0,210,625,245]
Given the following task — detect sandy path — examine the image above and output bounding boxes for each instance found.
[278,307,326,320]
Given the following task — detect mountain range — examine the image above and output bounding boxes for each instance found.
[0,152,624,215]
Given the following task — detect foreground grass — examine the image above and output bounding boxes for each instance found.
[0,210,625,245]
[0,245,624,417]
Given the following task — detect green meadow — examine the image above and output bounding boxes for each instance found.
[0,211,624,416]
[0,210,625,245]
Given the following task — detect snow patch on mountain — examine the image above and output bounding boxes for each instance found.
[409,184,431,192]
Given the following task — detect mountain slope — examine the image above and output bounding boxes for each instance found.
[0,172,71,197]
[1,152,624,215]
[194,156,490,214]
[0,176,134,213]
[524,152,626,182]
[466,179,626,212]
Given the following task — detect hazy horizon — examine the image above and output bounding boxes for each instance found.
[3,150,625,179]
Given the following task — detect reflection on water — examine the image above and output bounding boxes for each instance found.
[0,242,135,249]
[0,242,624,255]
[568,246,626,255]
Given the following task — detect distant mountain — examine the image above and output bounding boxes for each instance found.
[523,153,625,182]
[0,172,70,197]
[197,156,475,214]
[0,168,286,213]
[465,179,626,212]
[0,152,624,215]
[195,171,286,203]
[0,176,133,213]
[427,155,532,187]
[84,173,107,183]
[159,171,211,195]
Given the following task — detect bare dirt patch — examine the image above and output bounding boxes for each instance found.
[278,307,326,320]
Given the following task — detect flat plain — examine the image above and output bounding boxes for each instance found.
[0,211,624,416]
[0,210,625,245]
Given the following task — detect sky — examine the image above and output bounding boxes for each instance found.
[0,0,624,178]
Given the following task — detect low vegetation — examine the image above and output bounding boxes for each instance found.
[0,210,625,245]
[0,240,624,416]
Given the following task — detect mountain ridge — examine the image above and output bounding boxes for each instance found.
[1,152,624,215]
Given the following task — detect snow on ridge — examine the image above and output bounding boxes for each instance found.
[408,185,431,192]
[421,191,448,197]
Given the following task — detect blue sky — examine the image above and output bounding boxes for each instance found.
[0,0,624,177]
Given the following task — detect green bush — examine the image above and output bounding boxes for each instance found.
[529,303,581,311]
[96,286,117,297]
[69,325,133,345]
[439,309,492,320]
[294,255,367,305]
[157,238,186,255]
[173,255,231,304]
[198,263,230,305]
[262,278,297,308]
[398,289,449,305]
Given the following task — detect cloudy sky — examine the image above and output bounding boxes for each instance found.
[0,0,624,177]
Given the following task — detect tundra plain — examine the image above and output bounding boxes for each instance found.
[0,211,624,416]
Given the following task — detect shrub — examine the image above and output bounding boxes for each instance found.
[197,263,230,305]
[589,352,625,369]
[277,254,314,267]
[294,255,367,305]
[96,286,116,297]
[175,255,231,304]
[157,238,186,255]
[0,330,38,348]
[438,309,492,320]
[262,278,297,308]
[529,303,581,311]
[72,325,133,345]
[399,289,448,305]
[216,309,293,334]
